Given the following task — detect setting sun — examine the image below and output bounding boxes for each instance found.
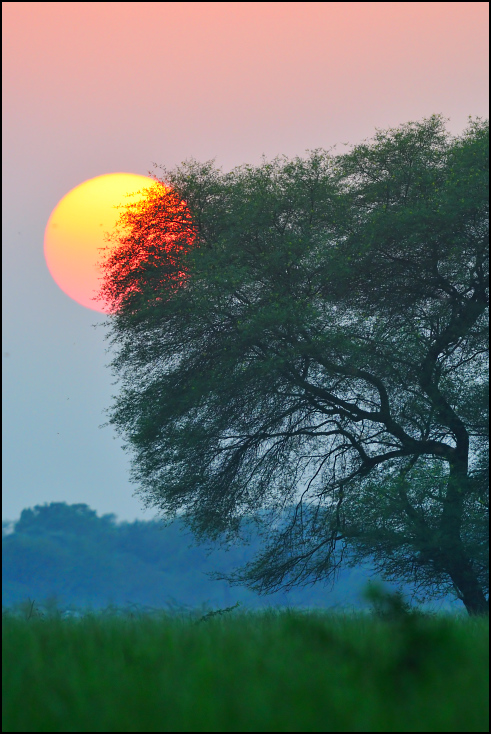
[44,173,161,312]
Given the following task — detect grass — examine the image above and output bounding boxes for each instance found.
[2,594,488,732]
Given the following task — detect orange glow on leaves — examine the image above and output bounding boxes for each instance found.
[98,181,196,314]
[44,173,195,313]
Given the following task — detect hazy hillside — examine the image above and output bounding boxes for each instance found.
[2,502,462,612]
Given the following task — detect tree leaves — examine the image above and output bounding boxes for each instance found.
[100,117,489,614]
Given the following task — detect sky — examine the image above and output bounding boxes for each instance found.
[2,2,489,523]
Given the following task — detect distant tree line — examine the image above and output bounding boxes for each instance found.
[3,503,462,612]
[2,502,426,611]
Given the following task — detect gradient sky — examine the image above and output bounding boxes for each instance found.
[2,2,489,523]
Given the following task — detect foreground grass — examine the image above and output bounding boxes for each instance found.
[2,604,488,732]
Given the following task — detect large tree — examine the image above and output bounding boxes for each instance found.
[100,116,489,615]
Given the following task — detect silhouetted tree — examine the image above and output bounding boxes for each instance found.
[100,116,489,614]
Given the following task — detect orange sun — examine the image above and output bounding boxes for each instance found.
[44,173,163,313]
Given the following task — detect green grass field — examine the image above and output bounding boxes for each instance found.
[2,598,488,732]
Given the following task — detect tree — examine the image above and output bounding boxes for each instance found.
[100,115,489,615]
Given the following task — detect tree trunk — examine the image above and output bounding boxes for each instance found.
[446,553,489,616]
[441,462,488,616]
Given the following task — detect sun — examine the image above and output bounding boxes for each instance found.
[44,173,162,313]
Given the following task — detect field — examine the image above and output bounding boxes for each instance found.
[2,597,488,732]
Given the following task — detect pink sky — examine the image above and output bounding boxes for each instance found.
[2,2,489,521]
[4,3,488,181]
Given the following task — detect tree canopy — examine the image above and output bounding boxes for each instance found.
[100,115,489,615]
